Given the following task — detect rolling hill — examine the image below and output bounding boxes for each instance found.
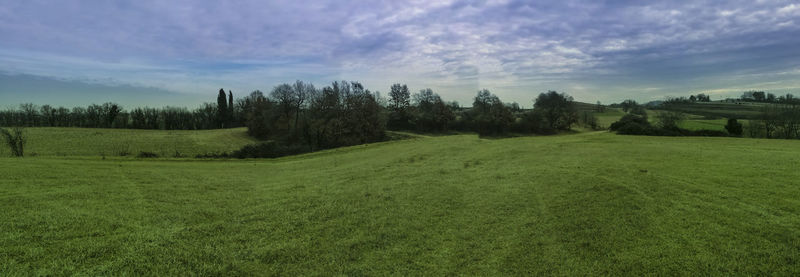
[2,130,799,275]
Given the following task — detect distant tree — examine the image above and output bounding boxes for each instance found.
[533,90,578,131]
[102,103,121,128]
[0,127,26,157]
[228,90,234,113]
[655,111,685,130]
[766,93,776,103]
[413,88,454,132]
[291,80,312,139]
[270,83,296,133]
[245,91,275,139]
[689,95,697,102]
[19,103,38,127]
[595,101,605,113]
[620,100,638,113]
[753,91,766,102]
[228,90,234,125]
[387,83,412,130]
[629,105,648,118]
[217,88,228,128]
[388,84,410,111]
[472,89,514,135]
[725,118,743,136]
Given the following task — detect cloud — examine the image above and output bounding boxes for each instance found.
[1,0,800,105]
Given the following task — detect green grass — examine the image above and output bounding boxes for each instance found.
[0,127,259,157]
[594,108,625,127]
[2,131,799,275]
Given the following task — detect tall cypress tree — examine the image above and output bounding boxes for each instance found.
[217,88,228,128]
[228,90,234,125]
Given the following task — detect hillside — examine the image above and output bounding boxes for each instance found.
[0,127,260,157]
[2,132,799,275]
[659,101,767,119]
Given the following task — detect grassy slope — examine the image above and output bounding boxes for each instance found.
[0,127,259,157]
[2,132,799,275]
[660,101,766,119]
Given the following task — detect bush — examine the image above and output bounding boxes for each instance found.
[655,111,685,129]
[610,113,729,137]
[136,151,159,158]
[725,118,743,136]
[609,114,649,131]
[230,141,309,159]
[0,127,26,157]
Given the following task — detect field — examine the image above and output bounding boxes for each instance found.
[0,127,259,157]
[2,129,800,275]
[659,101,766,119]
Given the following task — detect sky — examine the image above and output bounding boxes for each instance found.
[1,0,800,107]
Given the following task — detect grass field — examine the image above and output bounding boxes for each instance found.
[0,127,259,157]
[2,130,799,275]
[594,108,625,128]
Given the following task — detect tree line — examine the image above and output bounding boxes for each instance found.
[1,80,595,158]
[0,91,242,130]
[230,81,588,157]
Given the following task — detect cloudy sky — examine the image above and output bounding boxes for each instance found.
[1,0,800,107]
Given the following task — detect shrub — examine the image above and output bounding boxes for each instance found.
[230,141,309,159]
[655,111,685,129]
[725,118,743,136]
[0,127,26,157]
[609,114,649,131]
[136,151,159,158]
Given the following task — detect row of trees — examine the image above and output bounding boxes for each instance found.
[242,80,384,151]
[749,103,800,139]
[237,81,586,155]
[0,90,243,129]
[740,91,799,104]
[2,81,592,157]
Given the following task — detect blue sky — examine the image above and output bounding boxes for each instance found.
[2,0,800,107]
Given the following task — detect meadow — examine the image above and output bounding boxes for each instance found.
[0,127,258,157]
[2,129,799,275]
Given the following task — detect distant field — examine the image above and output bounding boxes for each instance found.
[593,108,625,127]
[2,132,799,275]
[0,127,259,157]
[660,101,766,119]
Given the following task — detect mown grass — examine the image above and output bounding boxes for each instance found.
[0,127,259,157]
[2,131,799,275]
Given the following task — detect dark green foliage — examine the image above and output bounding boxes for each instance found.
[217,88,229,128]
[0,100,233,130]
[533,91,577,131]
[230,141,309,159]
[610,114,728,137]
[245,81,386,152]
[472,89,515,136]
[0,127,26,157]
[655,111,685,130]
[412,89,455,132]
[387,83,413,130]
[620,99,638,113]
[725,118,743,136]
[136,151,159,158]
[579,111,600,130]
[243,91,274,140]
[609,114,650,132]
